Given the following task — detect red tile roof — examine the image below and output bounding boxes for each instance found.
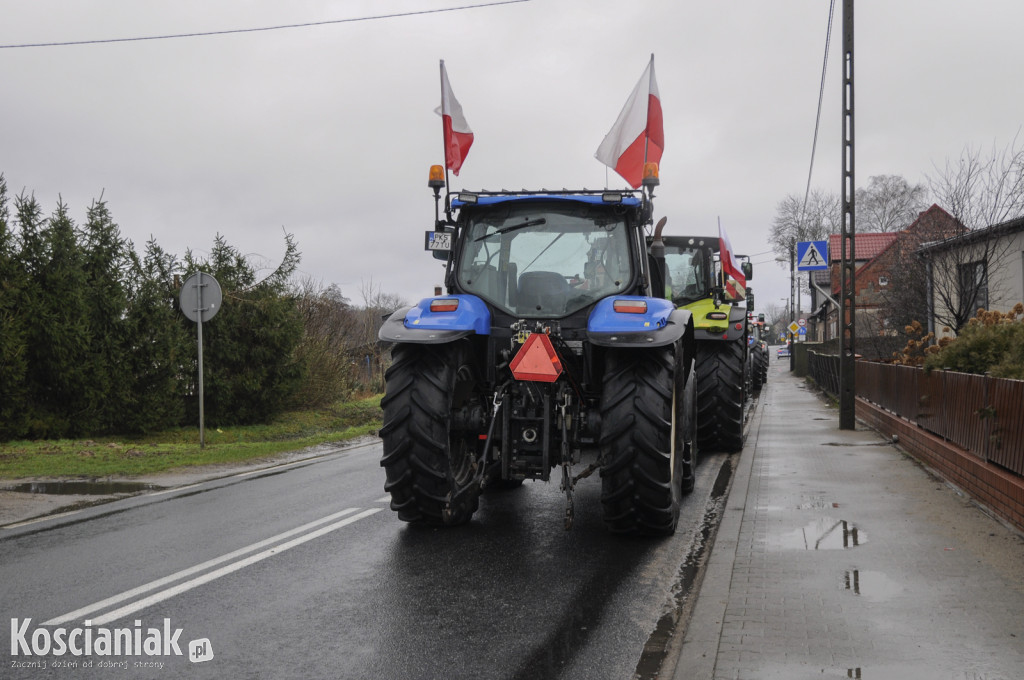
[828,233,898,261]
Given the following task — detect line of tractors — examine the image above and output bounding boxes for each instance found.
[378,165,769,535]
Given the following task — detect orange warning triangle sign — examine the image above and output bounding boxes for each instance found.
[509,333,563,382]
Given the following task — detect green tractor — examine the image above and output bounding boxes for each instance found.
[658,235,752,454]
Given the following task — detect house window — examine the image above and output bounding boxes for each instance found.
[878,276,889,286]
[958,260,988,313]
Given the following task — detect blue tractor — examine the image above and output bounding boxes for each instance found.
[378,165,696,534]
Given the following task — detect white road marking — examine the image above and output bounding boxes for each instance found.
[87,508,381,626]
[375,495,391,503]
[230,458,314,478]
[43,507,375,626]
[144,483,201,497]
[3,510,82,529]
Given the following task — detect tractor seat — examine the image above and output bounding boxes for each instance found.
[518,271,569,314]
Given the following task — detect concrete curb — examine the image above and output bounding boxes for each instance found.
[670,382,765,680]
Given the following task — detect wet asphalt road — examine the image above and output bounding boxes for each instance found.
[1,440,733,679]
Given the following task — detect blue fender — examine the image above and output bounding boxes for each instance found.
[378,294,491,344]
[587,296,692,348]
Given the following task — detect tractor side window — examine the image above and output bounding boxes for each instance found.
[461,224,504,303]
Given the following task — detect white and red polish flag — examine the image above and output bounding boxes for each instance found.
[595,54,664,188]
[435,60,474,176]
[719,222,747,299]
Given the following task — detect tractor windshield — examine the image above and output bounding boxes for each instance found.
[457,203,633,318]
[664,244,711,305]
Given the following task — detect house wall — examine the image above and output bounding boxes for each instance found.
[930,229,1024,337]
[998,231,1024,305]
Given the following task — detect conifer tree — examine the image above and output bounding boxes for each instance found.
[121,237,190,432]
[183,233,304,425]
[0,176,29,439]
[21,198,94,436]
[81,197,135,432]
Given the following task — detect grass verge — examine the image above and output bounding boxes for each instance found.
[0,395,383,479]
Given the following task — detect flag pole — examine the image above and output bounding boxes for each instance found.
[643,53,654,166]
[439,59,453,218]
[439,60,450,194]
[718,216,726,290]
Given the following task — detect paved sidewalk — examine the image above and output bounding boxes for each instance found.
[675,361,1024,680]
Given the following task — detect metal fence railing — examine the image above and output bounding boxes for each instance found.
[808,351,1024,477]
[807,351,840,398]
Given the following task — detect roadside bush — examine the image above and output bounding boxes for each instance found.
[0,173,394,440]
[923,304,1024,379]
[183,234,305,427]
[289,280,355,409]
[891,320,940,367]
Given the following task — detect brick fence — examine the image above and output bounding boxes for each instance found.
[857,397,1024,533]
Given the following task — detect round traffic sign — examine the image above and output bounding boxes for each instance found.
[798,318,806,327]
[179,272,222,323]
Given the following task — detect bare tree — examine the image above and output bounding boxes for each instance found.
[758,301,788,342]
[769,190,839,260]
[355,279,408,390]
[290,277,358,407]
[855,174,929,233]
[357,278,407,346]
[771,175,929,263]
[921,225,1021,334]
[868,206,964,337]
[928,133,1024,230]
[923,135,1024,333]
[876,237,931,331]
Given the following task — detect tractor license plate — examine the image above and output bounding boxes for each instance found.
[424,231,452,252]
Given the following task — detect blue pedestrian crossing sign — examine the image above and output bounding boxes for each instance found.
[796,240,829,271]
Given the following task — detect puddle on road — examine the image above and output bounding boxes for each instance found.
[843,570,904,602]
[772,516,866,550]
[1,480,163,495]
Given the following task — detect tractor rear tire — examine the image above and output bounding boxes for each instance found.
[379,340,483,526]
[695,339,746,454]
[752,345,766,391]
[599,344,694,536]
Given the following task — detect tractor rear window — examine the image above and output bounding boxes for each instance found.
[458,204,633,318]
[664,245,710,304]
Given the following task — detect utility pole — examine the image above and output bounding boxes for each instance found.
[839,0,856,429]
[789,241,795,371]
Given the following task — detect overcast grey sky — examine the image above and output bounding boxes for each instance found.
[3,0,1023,317]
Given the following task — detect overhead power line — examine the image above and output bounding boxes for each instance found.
[0,0,530,49]
[799,0,837,227]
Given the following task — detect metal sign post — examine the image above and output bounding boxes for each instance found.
[179,272,222,448]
